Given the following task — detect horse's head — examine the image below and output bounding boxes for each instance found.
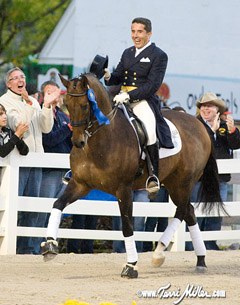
[59,73,111,148]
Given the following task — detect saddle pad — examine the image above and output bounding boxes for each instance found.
[159,118,182,159]
[118,104,182,158]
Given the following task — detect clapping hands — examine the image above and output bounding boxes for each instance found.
[226,114,235,133]
[211,112,221,132]
[43,87,61,108]
[15,123,29,139]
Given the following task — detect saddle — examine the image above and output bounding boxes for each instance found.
[126,107,148,149]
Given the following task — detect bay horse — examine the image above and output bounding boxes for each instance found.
[41,72,224,278]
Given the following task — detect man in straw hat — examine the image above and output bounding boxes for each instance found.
[186,92,240,250]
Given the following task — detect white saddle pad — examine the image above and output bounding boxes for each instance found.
[118,104,182,158]
[159,118,182,159]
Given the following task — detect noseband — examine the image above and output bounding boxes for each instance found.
[66,76,90,127]
[66,77,116,139]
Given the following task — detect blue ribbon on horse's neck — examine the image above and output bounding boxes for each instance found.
[87,89,110,125]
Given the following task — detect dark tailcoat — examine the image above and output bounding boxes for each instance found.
[105,43,173,148]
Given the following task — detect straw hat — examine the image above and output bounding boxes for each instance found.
[196,92,226,114]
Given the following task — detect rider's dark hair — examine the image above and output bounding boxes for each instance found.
[132,17,152,33]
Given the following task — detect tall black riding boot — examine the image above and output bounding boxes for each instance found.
[146,142,160,197]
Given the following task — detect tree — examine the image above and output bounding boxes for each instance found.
[0,0,71,67]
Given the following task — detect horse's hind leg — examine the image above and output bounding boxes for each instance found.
[152,216,182,267]
[152,201,192,267]
[184,202,207,273]
[41,181,89,260]
[117,186,138,279]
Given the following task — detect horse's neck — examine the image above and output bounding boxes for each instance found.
[97,90,112,113]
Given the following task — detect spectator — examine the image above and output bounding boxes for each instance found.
[0,103,29,158]
[40,80,72,199]
[0,103,29,184]
[0,67,58,254]
[39,80,73,233]
[186,92,240,250]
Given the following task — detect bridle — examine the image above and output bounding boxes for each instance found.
[66,78,117,138]
[67,90,89,127]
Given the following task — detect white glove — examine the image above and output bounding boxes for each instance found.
[104,68,111,81]
[113,92,130,104]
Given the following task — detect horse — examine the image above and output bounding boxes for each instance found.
[41,72,224,278]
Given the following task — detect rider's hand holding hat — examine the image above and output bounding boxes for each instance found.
[104,68,111,81]
[113,92,130,104]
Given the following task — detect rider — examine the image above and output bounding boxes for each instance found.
[104,17,173,196]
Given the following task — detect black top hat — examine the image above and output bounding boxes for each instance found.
[89,55,108,79]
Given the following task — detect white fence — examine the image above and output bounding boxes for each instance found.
[0,150,240,255]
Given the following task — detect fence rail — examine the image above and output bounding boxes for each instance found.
[0,150,240,255]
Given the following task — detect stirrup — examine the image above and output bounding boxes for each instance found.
[146,175,160,194]
[62,170,72,185]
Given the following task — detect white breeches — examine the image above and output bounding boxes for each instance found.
[131,100,156,145]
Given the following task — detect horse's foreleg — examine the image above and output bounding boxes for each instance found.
[184,203,207,272]
[117,187,138,279]
[41,181,89,260]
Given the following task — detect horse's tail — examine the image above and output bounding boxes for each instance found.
[197,148,228,215]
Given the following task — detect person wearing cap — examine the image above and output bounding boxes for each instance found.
[186,92,240,251]
[103,17,173,197]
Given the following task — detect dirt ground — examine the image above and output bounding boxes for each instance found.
[0,251,239,305]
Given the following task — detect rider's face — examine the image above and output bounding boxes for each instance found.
[131,22,152,49]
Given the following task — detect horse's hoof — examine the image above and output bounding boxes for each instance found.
[121,264,138,279]
[152,251,165,267]
[41,240,58,257]
[195,266,207,273]
[43,253,57,262]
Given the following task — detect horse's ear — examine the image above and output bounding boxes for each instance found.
[59,74,69,88]
[81,74,89,89]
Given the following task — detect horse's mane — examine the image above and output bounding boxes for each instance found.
[83,72,114,108]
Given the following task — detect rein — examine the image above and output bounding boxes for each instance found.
[84,106,117,138]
